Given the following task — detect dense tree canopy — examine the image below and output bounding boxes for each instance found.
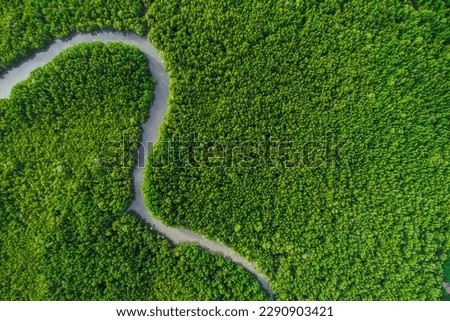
[143,0,450,300]
[0,0,448,300]
[0,42,268,300]
[0,0,149,71]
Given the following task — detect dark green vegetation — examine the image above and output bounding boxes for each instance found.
[144,0,450,300]
[0,0,448,301]
[0,0,149,71]
[444,262,450,301]
[0,42,268,300]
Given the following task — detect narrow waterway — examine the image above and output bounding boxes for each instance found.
[0,31,273,299]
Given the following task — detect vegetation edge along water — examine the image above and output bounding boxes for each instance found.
[0,0,448,300]
[0,41,269,300]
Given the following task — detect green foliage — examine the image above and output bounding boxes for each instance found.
[0,0,448,301]
[0,0,149,72]
[144,0,450,300]
[444,253,450,300]
[0,42,268,300]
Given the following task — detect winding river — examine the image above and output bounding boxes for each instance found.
[0,31,273,298]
